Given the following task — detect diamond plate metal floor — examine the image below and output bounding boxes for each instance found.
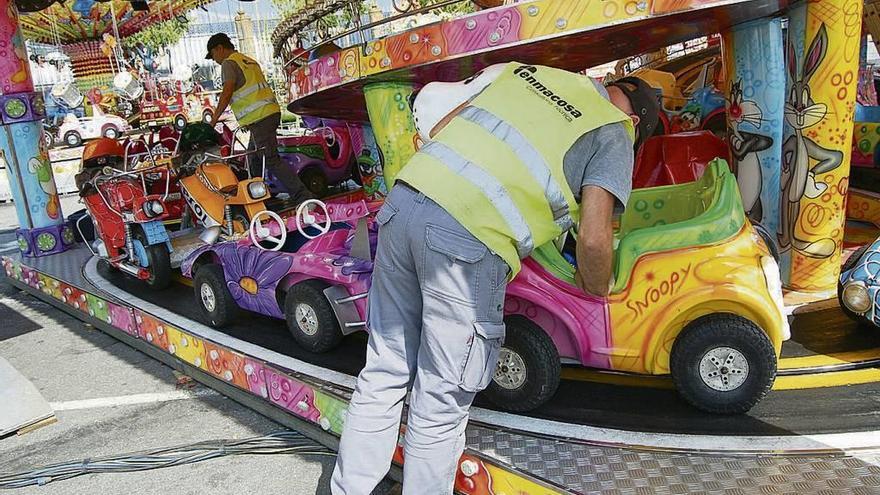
[468,426,880,494]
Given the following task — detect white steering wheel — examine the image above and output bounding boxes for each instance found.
[249,210,287,251]
[296,199,331,239]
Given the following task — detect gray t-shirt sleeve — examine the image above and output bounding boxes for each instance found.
[561,79,634,210]
[220,60,245,91]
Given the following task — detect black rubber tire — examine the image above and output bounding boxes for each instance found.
[300,168,328,197]
[670,313,776,414]
[284,280,343,353]
[133,229,171,290]
[65,131,81,147]
[753,223,779,262]
[174,115,187,131]
[838,244,870,323]
[481,316,561,413]
[193,264,238,327]
[102,125,119,139]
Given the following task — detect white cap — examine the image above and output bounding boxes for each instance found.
[412,63,506,142]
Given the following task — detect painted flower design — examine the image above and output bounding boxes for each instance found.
[222,244,293,317]
[17,235,28,253]
[37,232,56,251]
[61,226,76,245]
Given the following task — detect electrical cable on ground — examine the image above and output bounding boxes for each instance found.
[0,430,334,489]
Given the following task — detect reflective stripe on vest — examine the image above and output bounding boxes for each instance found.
[420,140,533,258]
[232,82,270,102]
[457,105,574,233]
[237,97,276,117]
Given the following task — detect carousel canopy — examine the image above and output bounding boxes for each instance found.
[19,0,213,44]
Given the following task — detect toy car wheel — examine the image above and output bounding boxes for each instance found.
[284,280,343,353]
[102,125,120,139]
[300,168,328,197]
[174,115,187,131]
[671,313,776,414]
[65,131,82,147]
[838,244,870,322]
[202,110,213,124]
[482,316,560,413]
[133,230,171,290]
[193,264,238,327]
[42,129,54,148]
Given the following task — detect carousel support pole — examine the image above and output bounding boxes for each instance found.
[0,0,70,257]
[722,18,786,245]
[779,0,863,293]
[363,82,420,189]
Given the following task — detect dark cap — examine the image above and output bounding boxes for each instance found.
[607,76,661,149]
[205,33,234,60]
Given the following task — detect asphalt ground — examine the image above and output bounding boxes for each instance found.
[0,241,398,494]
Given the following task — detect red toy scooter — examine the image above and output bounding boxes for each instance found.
[75,138,174,289]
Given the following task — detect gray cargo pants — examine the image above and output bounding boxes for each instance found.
[246,112,314,204]
[331,183,509,495]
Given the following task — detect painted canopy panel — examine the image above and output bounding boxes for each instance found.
[20,0,212,44]
[287,0,788,120]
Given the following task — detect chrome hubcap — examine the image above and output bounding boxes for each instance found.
[699,346,749,391]
[200,283,216,313]
[494,348,527,390]
[295,304,319,336]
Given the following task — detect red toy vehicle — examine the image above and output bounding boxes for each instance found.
[141,77,218,131]
[120,130,186,221]
[75,138,174,289]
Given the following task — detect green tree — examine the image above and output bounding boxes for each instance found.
[122,16,190,52]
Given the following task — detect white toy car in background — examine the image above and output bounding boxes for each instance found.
[57,107,129,147]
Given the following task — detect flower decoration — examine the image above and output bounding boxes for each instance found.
[222,244,293,317]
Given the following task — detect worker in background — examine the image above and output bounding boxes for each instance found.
[205,33,314,205]
[330,62,659,494]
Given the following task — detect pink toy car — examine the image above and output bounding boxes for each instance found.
[181,200,377,353]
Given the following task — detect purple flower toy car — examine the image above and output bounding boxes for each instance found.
[181,199,376,352]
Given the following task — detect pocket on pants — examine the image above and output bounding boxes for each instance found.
[423,223,487,304]
[460,321,505,392]
[373,203,398,271]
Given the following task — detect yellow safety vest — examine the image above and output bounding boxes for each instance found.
[227,52,280,127]
[397,62,634,276]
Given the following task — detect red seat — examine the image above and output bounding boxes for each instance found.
[632,131,731,189]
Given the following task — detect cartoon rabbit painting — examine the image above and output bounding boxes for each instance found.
[728,79,774,224]
[780,23,843,258]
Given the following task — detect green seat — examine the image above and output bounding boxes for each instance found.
[531,159,745,293]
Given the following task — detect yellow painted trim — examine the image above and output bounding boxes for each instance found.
[560,365,880,391]
[778,348,880,370]
[174,273,193,287]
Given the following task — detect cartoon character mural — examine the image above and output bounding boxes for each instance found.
[348,123,387,200]
[780,0,863,293]
[728,79,774,224]
[780,23,843,259]
[722,18,785,240]
[28,156,59,220]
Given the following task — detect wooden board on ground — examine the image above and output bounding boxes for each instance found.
[0,355,54,437]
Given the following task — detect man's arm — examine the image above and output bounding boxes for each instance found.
[211,79,236,124]
[575,185,616,296]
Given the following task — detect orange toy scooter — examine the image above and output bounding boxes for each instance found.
[173,123,271,240]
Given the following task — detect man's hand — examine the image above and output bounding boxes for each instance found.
[212,79,236,125]
[575,185,616,297]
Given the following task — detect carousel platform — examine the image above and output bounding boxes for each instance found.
[6,246,880,494]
